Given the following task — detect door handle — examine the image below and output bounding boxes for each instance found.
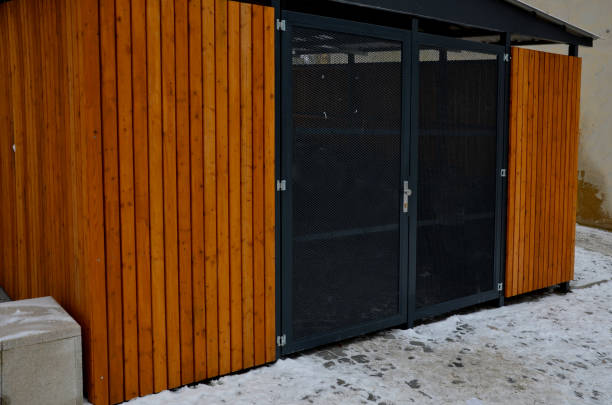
[403,181,412,213]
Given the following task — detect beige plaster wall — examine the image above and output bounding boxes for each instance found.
[521,0,612,230]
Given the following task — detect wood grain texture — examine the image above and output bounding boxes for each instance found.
[227,0,244,372]
[251,4,266,367]
[215,0,232,376]
[116,0,139,397]
[146,0,168,394]
[506,48,582,298]
[161,0,182,388]
[0,1,275,403]
[131,0,154,396]
[175,0,195,386]
[239,2,255,370]
[263,5,276,364]
[0,0,109,403]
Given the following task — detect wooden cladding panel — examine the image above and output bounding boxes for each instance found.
[0,0,275,404]
[0,0,109,403]
[97,0,276,403]
[506,48,581,298]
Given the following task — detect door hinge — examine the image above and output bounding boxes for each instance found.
[277,179,287,191]
[276,19,286,31]
[503,53,510,62]
[500,169,507,177]
[277,335,286,347]
[498,283,504,292]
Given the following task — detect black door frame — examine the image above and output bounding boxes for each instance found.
[279,10,412,354]
[277,10,508,355]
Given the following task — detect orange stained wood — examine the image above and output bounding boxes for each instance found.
[506,47,582,298]
[215,0,232,377]
[240,1,256,370]
[228,0,244,373]
[131,0,154,396]
[0,0,275,404]
[175,0,195,386]
[252,3,267,368]
[146,0,169,394]
[0,0,110,403]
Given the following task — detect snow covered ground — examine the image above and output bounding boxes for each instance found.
[125,225,612,405]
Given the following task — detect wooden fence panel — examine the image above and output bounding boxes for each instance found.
[97,0,276,402]
[0,0,110,403]
[0,1,275,404]
[506,48,581,297]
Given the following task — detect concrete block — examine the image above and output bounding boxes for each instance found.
[0,297,82,405]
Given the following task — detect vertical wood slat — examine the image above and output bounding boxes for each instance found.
[542,52,552,289]
[240,1,255,370]
[0,1,276,403]
[115,0,139,398]
[215,0,232,376]
[552,54,562,285]
[77,0,111,400]
[0,6,17,299]
[252,4,266,367]
[559,54,569,285]
[533,52,544,290]
[522,52,536,288]
[263,5,277,365]
[131,0,154,396]
[161,0,182,388]
[506,48,582,298]
[175,0,195,386]
[203,0,220,379]
[146,0,168,393]
[189,0,207,383]
[99,0,124,400]
[228,0,244,373]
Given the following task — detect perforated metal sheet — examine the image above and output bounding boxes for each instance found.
[290,26,403,339]
[416,47,499,308]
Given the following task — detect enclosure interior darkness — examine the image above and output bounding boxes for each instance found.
[416,47,499,308]
[291,27,403,341]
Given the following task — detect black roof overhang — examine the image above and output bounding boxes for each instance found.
[280,0,594,47]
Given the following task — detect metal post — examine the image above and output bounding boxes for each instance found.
[405,16,419,330]
[497,32,512,308]
[272,0,283,359]
[569,44,579,57]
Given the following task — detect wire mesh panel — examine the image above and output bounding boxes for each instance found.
[289,26,403,340]
[416,47,499,309]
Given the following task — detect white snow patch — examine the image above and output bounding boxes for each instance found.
[0,330,48,341]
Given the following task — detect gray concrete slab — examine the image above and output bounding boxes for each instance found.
[0,296,83,405]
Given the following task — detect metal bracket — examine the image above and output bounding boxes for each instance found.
[277,179,286,192]
[503,53,510,62]
[276,19,286,32]
[276,335,286,347]
[500,169,507,177]
[498,283,504,292]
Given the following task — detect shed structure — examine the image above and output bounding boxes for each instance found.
[0,0,595,403]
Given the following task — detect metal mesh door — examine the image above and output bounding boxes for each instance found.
[416,47,499,309]
[289,26,403,340]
